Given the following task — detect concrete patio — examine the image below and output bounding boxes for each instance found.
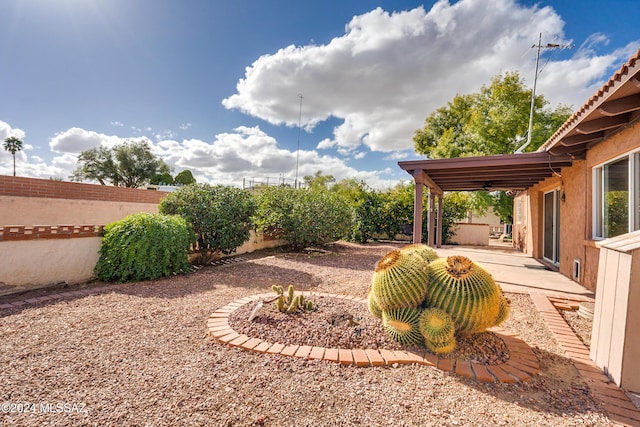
[436,243,594,297]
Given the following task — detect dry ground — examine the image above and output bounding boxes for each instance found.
[0,242,613,426]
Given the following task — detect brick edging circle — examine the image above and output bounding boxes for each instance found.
[207,292,540,383]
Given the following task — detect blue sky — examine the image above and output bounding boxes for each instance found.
[1,0,638,189]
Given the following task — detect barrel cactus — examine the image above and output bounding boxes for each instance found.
[419,307,456,352]
[367,291,382,319]
[400,244,439,264]
[371,250,428,310]
[381,307,423,346]
[426,256,502,334]
[493,293,511,326]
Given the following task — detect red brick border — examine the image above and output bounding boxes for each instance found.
[532,292,640,427]
[207,292,540,384]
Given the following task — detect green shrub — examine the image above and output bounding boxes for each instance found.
[95,213,193,282]
[159,184,256,261]
[253,186,353,250]
[349,190,384,243]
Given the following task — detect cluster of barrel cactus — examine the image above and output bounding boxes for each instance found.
[368,244,510,354]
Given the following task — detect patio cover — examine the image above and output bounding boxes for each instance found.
[398,152,574,193]
[397,152,574,246]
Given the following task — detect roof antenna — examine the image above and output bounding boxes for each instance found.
[516,33,573,154]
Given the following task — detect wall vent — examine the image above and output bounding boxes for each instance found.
[573,258,581,281]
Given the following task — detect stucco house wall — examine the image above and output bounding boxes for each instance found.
[514,120,640,291]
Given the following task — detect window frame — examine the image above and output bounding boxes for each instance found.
[592,149,640,239]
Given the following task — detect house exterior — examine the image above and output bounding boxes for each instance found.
[399,48,640,292]
[513,49,640,291]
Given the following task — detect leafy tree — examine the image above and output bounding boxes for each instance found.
[331,178,382,243]
[254,186,353,250]
[414,72,572,157]
[95,213,193,282]
[159,184,256,263]
[174,169,196,185]
[303,170,336,190]
[469,191,515,224]
[377,182,469,244]
[379,181,417,238]
[413,72,572,223]
[150,172,175,185]
[3,136,23,177]
[71,139,171,188]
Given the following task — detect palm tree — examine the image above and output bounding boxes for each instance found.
[3,136,23,176]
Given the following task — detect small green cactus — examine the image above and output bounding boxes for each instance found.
[419,307,457,354]
[425,336,457,354]
[381,307,423,346]
[371,250,428,311]
[271,284,313,313]
[400,244,439,264]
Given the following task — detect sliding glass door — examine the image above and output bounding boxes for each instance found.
[543,189,560,265]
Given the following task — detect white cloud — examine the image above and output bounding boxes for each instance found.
[222,0,638,155]
[110,121,124,127]
[151,125,396,188]
[179,123,192,130]
[49,127,122,153]
[0,120,26,141]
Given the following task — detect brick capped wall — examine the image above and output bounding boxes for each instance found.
[0,225,104,242]
[0,175,167,204]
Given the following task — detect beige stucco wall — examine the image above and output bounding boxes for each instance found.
[0,230,286,287]
[513,192,532,254]
[449,223,489,246]
[466,207,502,226]
[235,230,287,254]
[0,196,159,226]
[0,238,102,287]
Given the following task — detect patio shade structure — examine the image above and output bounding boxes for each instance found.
[398,152,574,247]
[399,49,640,249]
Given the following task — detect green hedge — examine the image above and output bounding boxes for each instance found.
[254,186,353,250]
[95,212,193,282]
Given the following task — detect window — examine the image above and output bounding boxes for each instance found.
[593,151,640,238]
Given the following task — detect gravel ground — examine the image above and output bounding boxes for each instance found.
[230,296,510,365]
[0,241,612,426]
[561,309,592,348]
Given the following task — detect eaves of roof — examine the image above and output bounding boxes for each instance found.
[540,48,640,156]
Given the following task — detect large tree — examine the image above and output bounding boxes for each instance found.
[413,71,572,158]
[174,169,196,185]
[71,140,171,188]
[413,72,572,223]
[3,136,23,177]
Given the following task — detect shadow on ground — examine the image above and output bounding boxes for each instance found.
[448,346,607,419]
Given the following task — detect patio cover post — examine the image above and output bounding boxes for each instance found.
[428,190,436,248]
[412,170,424,244]
[437,194,443,248]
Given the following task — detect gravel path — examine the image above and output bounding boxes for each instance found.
[1,241,612,426]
